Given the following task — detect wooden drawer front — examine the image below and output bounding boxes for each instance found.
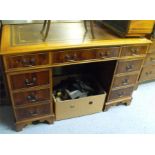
[112,74,138,88]
[144,53,155,66]
[108,87,134,101]
[116,59,143,74]
[52,47,120,64]
[139,66,155,82]
[121,45,147,57]
[79,47,120,60]
[13,89,50,107]
[5,52,49,69]
[91,47,120,59]
[52,50,83,64]
[15,103,51,121]
[10,70,49,90]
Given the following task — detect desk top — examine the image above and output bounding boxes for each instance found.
[0,21,151,55]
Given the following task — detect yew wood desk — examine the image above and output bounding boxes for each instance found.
[0,22,151,131]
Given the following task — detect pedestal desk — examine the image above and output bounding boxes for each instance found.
[0,22,151,131]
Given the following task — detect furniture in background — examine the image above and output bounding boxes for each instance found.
[0,21,152,131]
[139,25,155,83]
[101,20,154,37]
[98,20,155,85]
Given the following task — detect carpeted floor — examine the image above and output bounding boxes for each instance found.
[0,81,155,134]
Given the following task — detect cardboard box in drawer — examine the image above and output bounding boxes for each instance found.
[53,92,106,120]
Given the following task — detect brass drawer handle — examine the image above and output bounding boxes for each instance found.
[130,48,139,55]
[98,51,110,58]
[126,64,133,71]
[27,93,37,102]
[25,77,36,86]
[122,78,129,85]
[99,52,105,58]
[29,110,38,116]
[146,71,152,75]
[22,58,36,67]
[70,105,75,108]
[65,54,77,62]
[117,92,124,97]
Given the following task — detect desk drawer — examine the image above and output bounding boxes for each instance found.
[108,86,134,101]
[13,88,50,107]
[116,59,143,74]
[52,50,83,64]
[112,74,138,88]
[139,66,155,82]
[92,47,120,59]
[80,47,120,60]
[10,70,49,90]
[5,52,49,70]
[144,53,155,66]
[52,47,120,64]
[15,103,51,121]
[121,45,147,57]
